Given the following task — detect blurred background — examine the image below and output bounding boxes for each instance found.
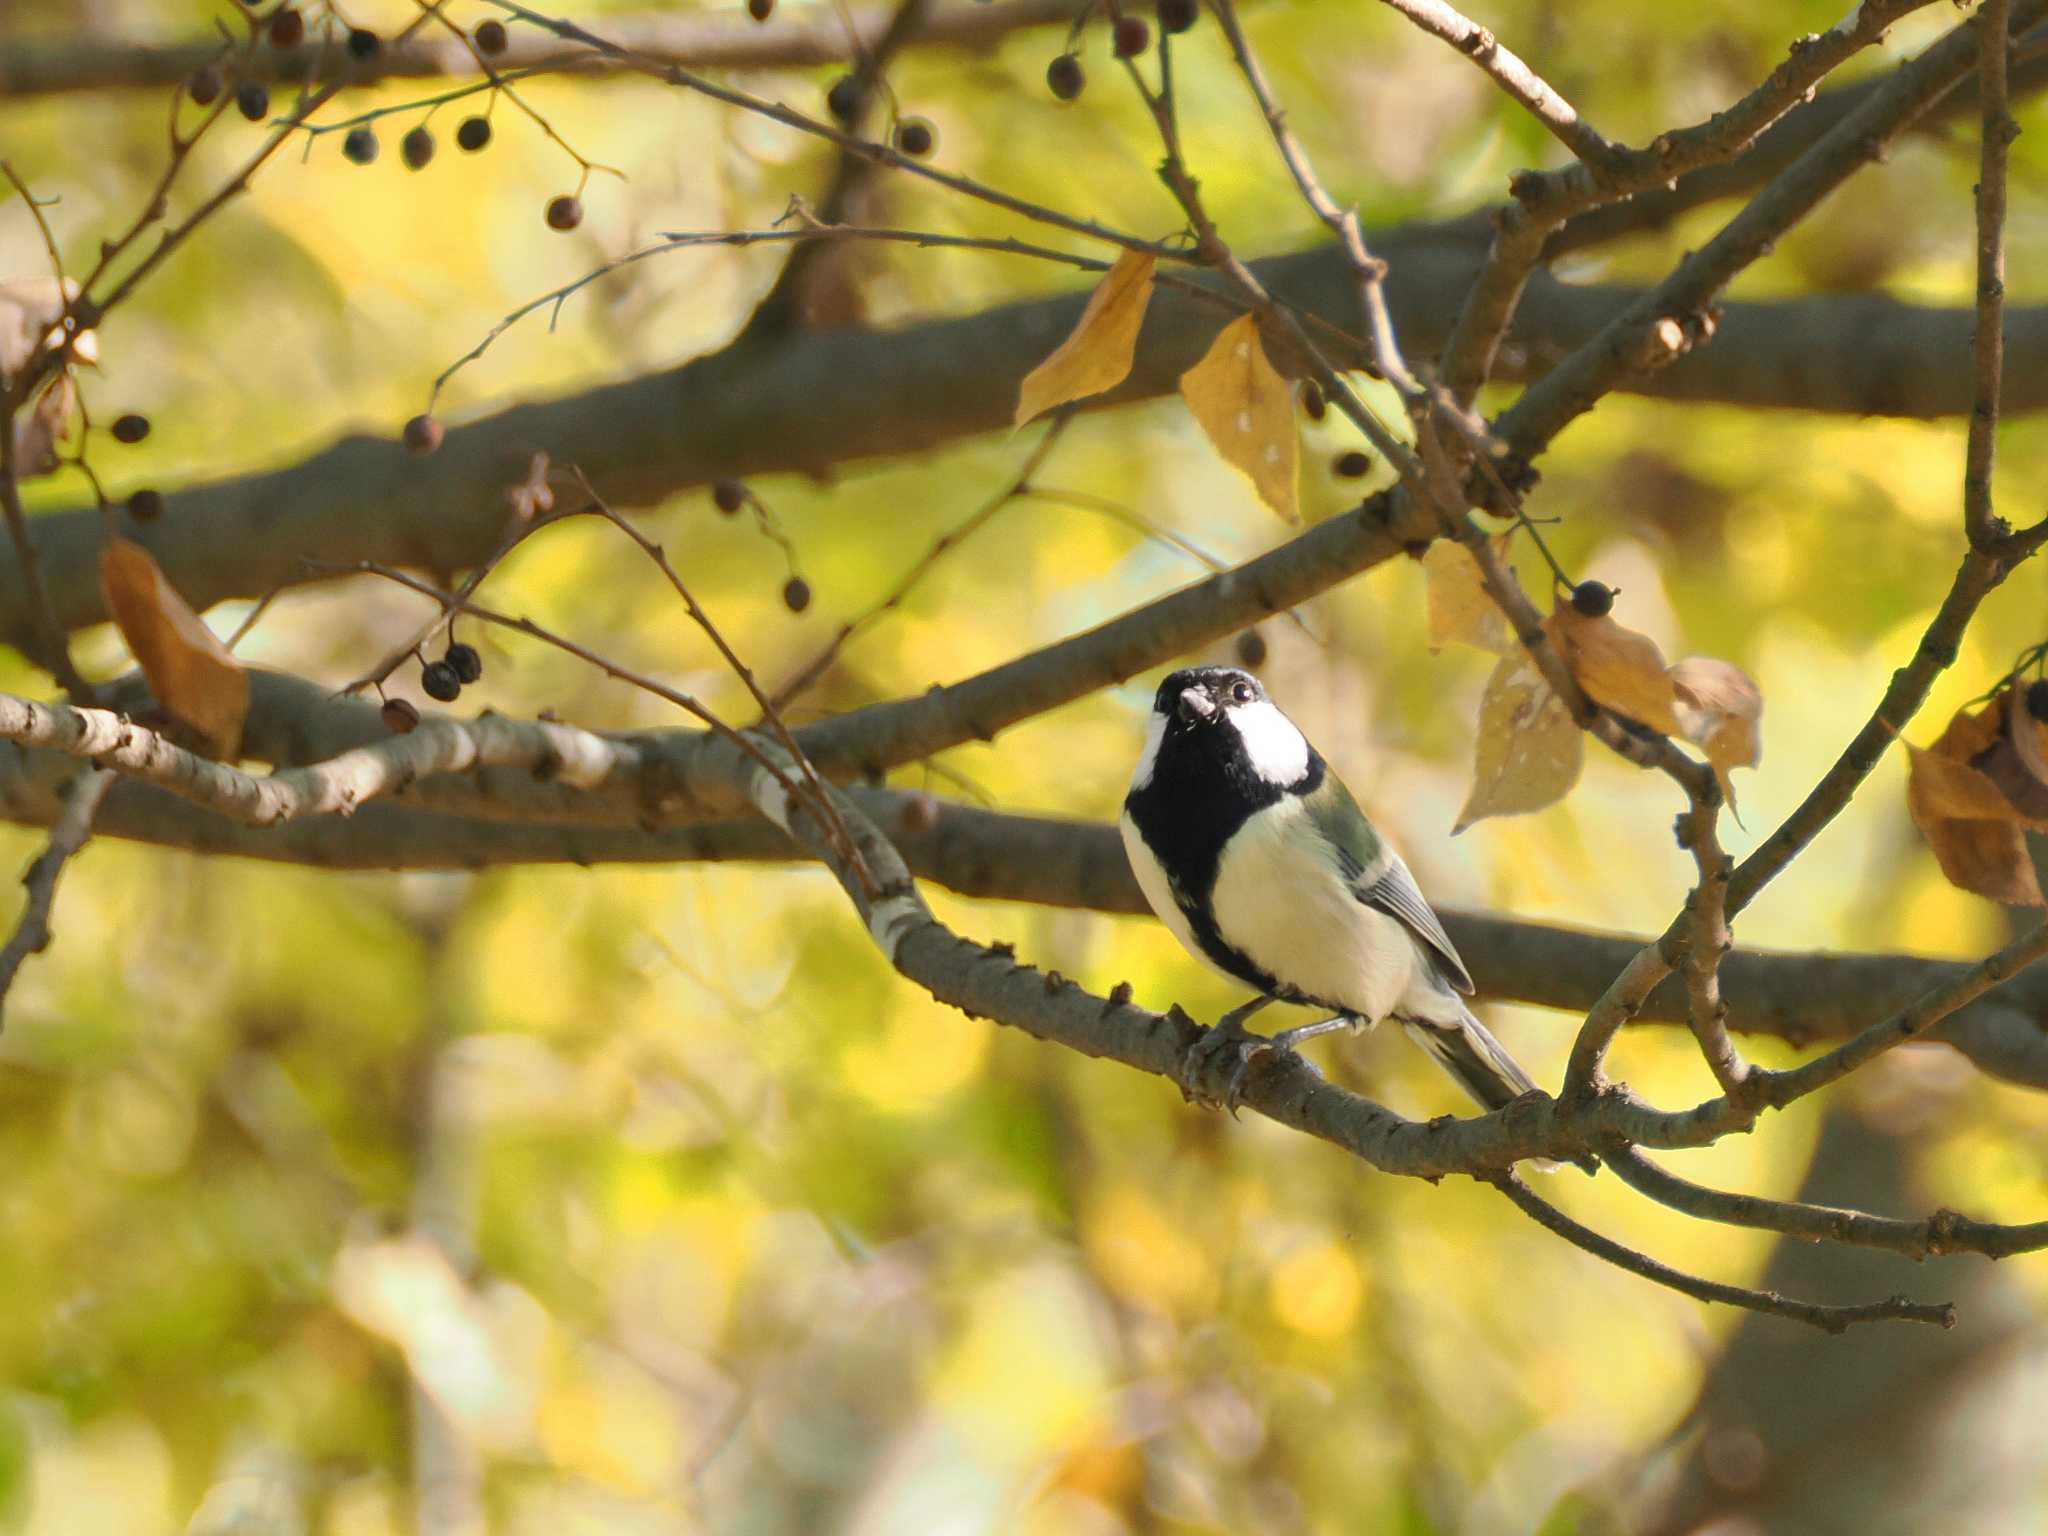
[2,0,2047,1531]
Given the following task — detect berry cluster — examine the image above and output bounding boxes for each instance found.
[1046,2,1198,102]
[385,640,485,730]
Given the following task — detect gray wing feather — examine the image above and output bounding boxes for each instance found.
[1356,856,1475,996]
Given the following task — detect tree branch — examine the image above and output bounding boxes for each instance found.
[0,1,1086,97]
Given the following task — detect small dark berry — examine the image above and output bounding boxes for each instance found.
[1046,53,1085,100]
[1300,380,1326,421]
[346,27,380,60]
[1333,449,1372,478]
[381,697,421,734]
[456,115,492,152]
[188,65,224,107]
[783,576,812,613]
[474,19,508,54]
[1235,629,1268,668]
[402,414,443,456]
[400,126,435,169]
[825,74,862,124]
[110,413,151,445]
[444,642,483,685]
[268,8,304,48]
[343,126,380,165]
[421,660,462,702]
[236,82,270,122]
[711,479,747,515]
[1113,16,1150,57]
[128,488,164,522]
[894,117,936,156]
[2025,678,2048,721]
[748,0,775,17]
[1158,0,1198,32]
[545,194,582,231]
[1570,580,1616,618]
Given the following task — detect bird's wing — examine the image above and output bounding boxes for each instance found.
[1303,773,1475,996]
[1356,856,1475,996]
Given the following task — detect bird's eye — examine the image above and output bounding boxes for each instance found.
[1231,682,1255,704]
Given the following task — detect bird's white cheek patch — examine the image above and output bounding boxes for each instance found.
[1228,699,1310,785]
[1129,711,1168,792]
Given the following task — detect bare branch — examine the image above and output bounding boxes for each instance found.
[0,764,112,1022]
[1489,1172,1954,1333]
[1965,0,2016,550]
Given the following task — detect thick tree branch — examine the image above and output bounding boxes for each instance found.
[0,1,1084,97]
[6,684,2048,1089]
[16,260,2048,652]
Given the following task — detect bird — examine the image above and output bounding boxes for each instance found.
[1119,664,1566,1141]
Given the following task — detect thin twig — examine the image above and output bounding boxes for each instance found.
[1209,0,1418,396]
[0,765,113,1022]
[569,475,874,893]
[1965,0,2015,549]
[1488,1172,1955,1333]
[770,415,1072,708]
[1604,1146,2048,1261]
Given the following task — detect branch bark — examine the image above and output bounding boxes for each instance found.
[0,1,1084,97]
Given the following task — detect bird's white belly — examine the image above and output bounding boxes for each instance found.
[1209,798,1416,1020]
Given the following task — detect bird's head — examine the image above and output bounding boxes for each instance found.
[1133,666,1313,792]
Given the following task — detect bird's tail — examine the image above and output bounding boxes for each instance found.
[1401,1001,1537,1112]
[1401,1000,1597,1174]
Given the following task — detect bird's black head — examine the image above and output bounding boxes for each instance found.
[1131,666,1317,800]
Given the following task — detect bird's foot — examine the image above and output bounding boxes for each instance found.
[1180,997,1277,1115]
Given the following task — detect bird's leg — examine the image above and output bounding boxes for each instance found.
[1179,994,1277,1110]
[1220,1014,1358,1110]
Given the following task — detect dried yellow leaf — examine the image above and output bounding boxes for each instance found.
[1423,538,1513,656]
[99,536,250,759]
[1547,601,1680,735]
[1904,697,2048,905]
[1454,655,1583,833]
[1013,250,1157,426]
[1178,313,1299,522]
[1670,655,1763,809]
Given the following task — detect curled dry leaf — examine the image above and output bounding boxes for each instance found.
[1545,600,1680,734]
[1178,313,1299,522]
[98,536,250,759]
[1454,654,1583,833]
[1904,695,2045,906]
[1423,538,1513,656]
[1670,655,1763,809]
[1013,250,1156,427]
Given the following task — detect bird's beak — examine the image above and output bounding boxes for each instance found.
[1178,687,1217,724]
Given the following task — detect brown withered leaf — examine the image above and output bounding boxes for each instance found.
[1178,313,1299,522]
[1423,538,1513,656]
[99,537,249,759]
[1013,250,1157,427]
[1454,655,1584,833]
[1546,600,1681,734]
[1670,655,1763,810]
[1904,696,2046,905]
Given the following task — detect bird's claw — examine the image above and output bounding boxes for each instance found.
[1180,1019,1283,1117]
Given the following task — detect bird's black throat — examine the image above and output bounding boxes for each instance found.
[1124,711,1326,997]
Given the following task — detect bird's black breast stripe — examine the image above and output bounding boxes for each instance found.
[1124,743,1326,1000]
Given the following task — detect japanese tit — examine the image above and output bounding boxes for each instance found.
[1120,665,1549,1122]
